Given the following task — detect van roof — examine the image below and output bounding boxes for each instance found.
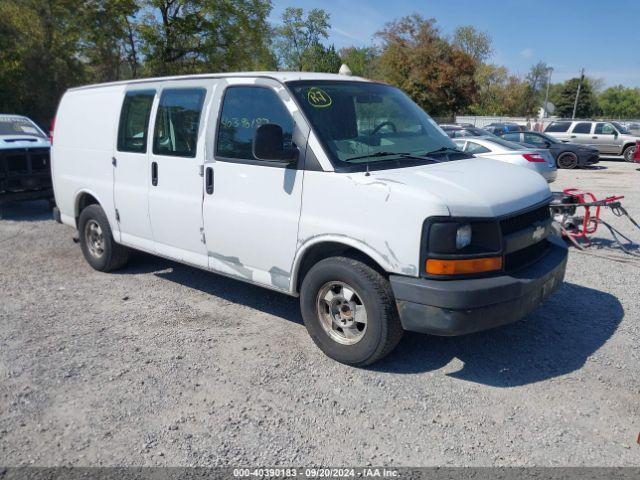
[68,71,371,92]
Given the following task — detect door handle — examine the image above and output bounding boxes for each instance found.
[570,135,576,138]
[151,161,158,186]
[592,136,598,139]
[205,167,214,194]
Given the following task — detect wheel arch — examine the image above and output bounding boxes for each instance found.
[74,189,102,226]
[622,142,636,153]
[291,237,391,294]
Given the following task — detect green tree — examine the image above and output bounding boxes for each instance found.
[0,0,87,127]
[452,25,492,63]
[273,7,330,71]
[339,46,379,78]
[301,43,341,73]
[467,64,528,115]
[522,61,551,117]
[375,14,477,116]
[201,0,276,72]
[551,77,597,118]
[138,0,274,76]
[597,85,640,118]
[81,0,141,82]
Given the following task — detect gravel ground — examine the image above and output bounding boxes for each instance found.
[1,158,639,467]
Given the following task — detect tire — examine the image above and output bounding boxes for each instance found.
[623,144,636,162]
[557,152,579,169]
[78,204,129,272]
[299,256,403,366]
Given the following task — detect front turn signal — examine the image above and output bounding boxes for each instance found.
[426,256,503,275]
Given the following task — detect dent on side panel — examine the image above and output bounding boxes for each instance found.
[207,251,254,280]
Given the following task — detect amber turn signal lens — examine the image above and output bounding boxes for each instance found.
[426,256,503,275]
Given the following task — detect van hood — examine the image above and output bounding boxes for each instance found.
[366,157,551,217]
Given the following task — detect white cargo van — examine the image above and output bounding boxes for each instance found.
[51,72,567,366]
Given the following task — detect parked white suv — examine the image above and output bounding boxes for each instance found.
[545,120,639,161]
[51,72,567,365]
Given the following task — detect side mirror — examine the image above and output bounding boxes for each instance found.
[252,124,298,162]
[544,141,551,148]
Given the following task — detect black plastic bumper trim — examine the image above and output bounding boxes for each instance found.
[390,235,568,336]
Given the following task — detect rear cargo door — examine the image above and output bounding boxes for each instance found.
[113,88,156,250]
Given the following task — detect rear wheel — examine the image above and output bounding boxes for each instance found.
[623,144,636,162]
[557,152,579,169]
[78,204,129,272]
[300,256,403,366]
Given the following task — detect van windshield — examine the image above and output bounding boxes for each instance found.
[288,81,467,169]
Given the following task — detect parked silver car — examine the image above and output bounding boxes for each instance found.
[452,136,557,183]
[544,120,639,161]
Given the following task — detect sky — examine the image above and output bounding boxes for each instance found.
[270,0,640,88]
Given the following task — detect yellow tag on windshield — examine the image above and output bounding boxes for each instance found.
[307,87,332,108]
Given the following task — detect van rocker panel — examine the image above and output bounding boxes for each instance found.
[390,235,568,336]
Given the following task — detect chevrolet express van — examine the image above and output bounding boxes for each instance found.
[51,72,568,366]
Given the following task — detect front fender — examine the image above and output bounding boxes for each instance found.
[290,234,397,293]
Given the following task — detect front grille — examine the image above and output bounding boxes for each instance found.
[0,148,51,192]
[5,153,28,173]
[500,204,550,235]
[505,240,550,272]
[500,202,552,273]
[29,150,50,171]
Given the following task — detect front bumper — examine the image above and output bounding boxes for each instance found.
[390,236,568,336]
[578,152,600,166]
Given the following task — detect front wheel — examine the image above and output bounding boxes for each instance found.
[300,257,403,366]
[78,204,129,272]
[623,145,636,162]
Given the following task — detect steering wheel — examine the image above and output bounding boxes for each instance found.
[371,121,397,135]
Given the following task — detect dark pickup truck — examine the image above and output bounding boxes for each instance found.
[0,115,53,216]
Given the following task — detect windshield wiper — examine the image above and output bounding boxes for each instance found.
[346,150,460,165]
[424,146,463,156]
[346,151,413,161]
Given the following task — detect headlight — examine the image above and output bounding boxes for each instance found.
[421,218,502,277]
[456,224,472,250]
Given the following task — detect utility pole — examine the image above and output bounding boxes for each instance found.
[572,68,585,119]
[542,66,553,118]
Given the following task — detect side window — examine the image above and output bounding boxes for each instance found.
[572,122,592,134]
[502,133,521,142]
[545,121,571,133]
[117,91,155,153]
[153,88,206,158]
[216,86,294,161]
[466,142,490,154]
[595,122,616,135]
[523,133,545,145]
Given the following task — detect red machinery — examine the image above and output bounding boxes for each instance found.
[548,188,640,251]
[551,189,625,245]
